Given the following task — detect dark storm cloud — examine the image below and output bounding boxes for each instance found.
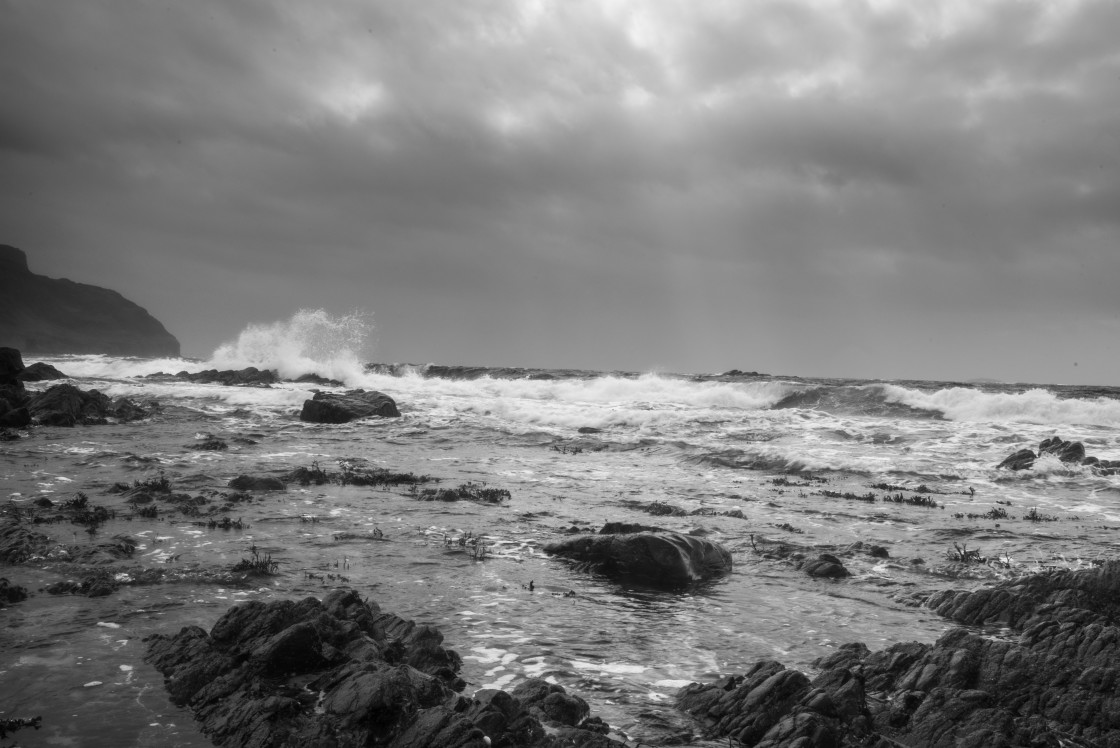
[2,0,1118,380]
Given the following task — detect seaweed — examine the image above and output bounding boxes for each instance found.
[231,546,279,575]
[417,482,510,504]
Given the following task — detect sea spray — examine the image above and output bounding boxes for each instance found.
[208,308,373,384]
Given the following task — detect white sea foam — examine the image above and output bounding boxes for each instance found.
[883,385,1120,427]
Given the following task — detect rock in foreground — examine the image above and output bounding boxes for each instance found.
[677,560,1120,747]
[145,589,623,747]
[300,390,401,422]
[544,531,733,587]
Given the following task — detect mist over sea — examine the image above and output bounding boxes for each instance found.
[3,309,1119,746]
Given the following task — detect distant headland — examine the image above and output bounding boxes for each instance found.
[0,245,179,357]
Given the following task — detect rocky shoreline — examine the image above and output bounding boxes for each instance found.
[2,347,1119,746]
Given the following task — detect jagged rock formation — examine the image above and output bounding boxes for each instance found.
[677,561,1120,747]
[0,244,179,357]
[145,589,624,747]
[997,434,1120,475]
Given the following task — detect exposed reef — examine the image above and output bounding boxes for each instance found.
[677,560,1120,747]
[145,589,625,747]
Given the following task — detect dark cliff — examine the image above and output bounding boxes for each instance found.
[0,245,180,357]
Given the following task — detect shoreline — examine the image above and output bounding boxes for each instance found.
[2,358,1119,745]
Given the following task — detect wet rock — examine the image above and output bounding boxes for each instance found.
[300,389,401,422]
[293,372,344,387]
[598,522,665,535]
[996,448,1036,471]
[0,578,29,607]
[798,553,851,579]
[189,437,228,451]
[998,435,1114,473]
[677,560,1120,747]
[145,589,624,748]
[176,367,278,386]
[543,531,732,587]
[227,475,286,491]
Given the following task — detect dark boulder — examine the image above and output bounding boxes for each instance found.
[1039,436,1086,464]
[677,560,1120,747]
[798,553,851,579]
[996,448,1036,471]
[300,389,401,423]
[0,347,25,386]
[145,589,624,748]
[0,245,180,356]
[544,531,733,587]
[227,475,286,491]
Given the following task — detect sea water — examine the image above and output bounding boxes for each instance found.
[2,309,1119,746]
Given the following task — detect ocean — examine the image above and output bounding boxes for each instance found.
[2,310,1119,746]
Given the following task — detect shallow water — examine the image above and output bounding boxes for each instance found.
[2,350,1119,746]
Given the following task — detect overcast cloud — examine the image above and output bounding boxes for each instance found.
[2,0,1118,383]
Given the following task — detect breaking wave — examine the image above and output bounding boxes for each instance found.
[883,385,1120,427]
[209,308,373,383]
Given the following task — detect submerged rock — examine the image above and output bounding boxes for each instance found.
[145,589,625,748]
[544,530,733,587]
[300,389,401,423]
[677,560,1120,747]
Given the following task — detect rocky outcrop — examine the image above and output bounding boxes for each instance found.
[17,361,68,382]
[172,367,279,386]
[0,245,180,357]
[26,383,150,426]
[145,589,624,748]
[677,561,1120,747]
[544,530,733,587]
[1,349,132,428]
[300,390,401,423]
[997,434,1120,475]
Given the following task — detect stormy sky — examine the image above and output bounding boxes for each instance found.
[3,1,1119,384]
